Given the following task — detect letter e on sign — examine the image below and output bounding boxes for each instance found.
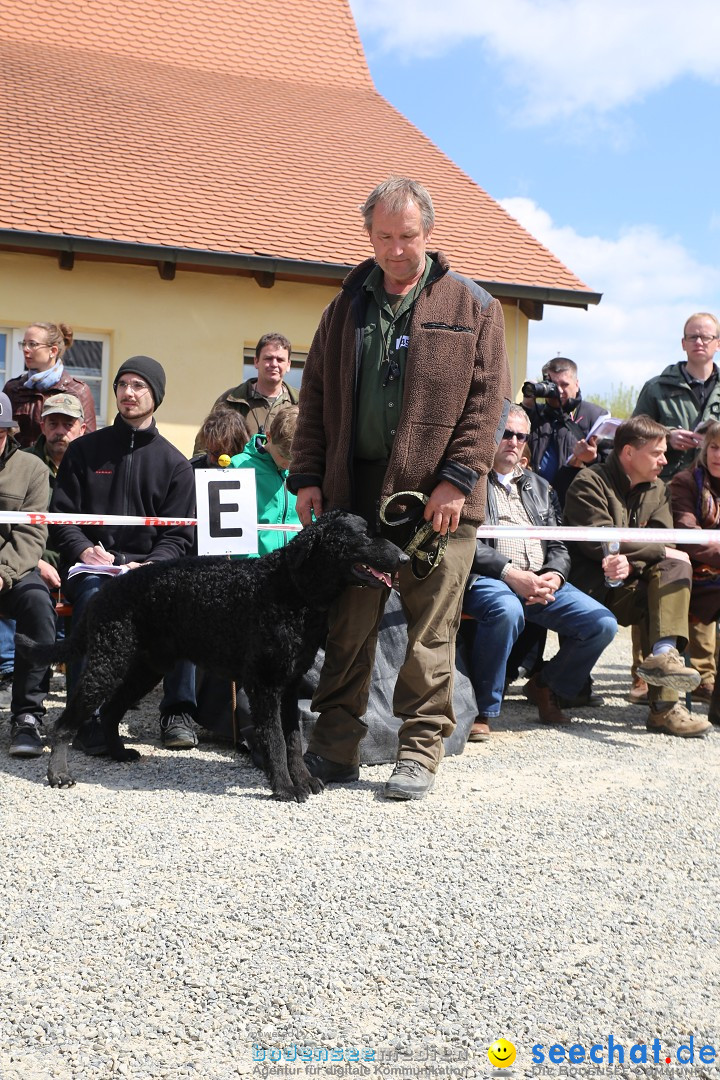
[195,469,259,555]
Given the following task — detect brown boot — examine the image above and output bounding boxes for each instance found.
[524,674,572,725]
[708,680,720,726]
[468,718,492,742]
[628,675,649,704]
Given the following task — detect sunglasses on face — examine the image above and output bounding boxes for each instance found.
[502,429,529,444]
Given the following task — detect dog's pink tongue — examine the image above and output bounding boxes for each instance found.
[368,567,392,587]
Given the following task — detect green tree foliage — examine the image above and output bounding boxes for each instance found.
[591,383,639,419]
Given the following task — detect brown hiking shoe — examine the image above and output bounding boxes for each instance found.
[628,675,649,704]
[524,674,572,725]
[646,702,712,738]
[636,648,701,692]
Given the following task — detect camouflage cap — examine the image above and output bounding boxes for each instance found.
[41,393,85,421]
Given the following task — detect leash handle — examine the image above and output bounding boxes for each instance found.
[378,491,448,579]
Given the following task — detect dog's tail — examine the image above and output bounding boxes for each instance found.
[16,606,90,667]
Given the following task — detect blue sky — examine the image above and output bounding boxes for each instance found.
[349,0,720,402]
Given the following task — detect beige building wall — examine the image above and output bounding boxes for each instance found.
[1,251,529,456]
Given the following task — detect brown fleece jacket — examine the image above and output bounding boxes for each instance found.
[564,452,672,599]
[288,252,511,526]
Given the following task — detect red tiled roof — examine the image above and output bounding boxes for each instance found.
[0,0,594,297]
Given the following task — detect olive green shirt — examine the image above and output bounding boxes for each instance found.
[355,255,435,461]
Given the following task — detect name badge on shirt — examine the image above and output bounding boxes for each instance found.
[395,335,409,350]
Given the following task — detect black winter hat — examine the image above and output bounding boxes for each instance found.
[113,356,166,408]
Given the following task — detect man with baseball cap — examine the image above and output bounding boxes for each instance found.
[50,357,197,752]
[32,393,87,477]
[0,392,90,694]
[0,392,58,757]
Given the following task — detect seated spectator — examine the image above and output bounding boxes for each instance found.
[229,405,300,556]
[670,421,720,720]
[50,356,196,752]
[4,322,97,448]
[462,405,617,738]
[564,414,710,738]
[191,405,250,471]
[0,392,86,704]
[0,392,58,757]
[193,332,299,453]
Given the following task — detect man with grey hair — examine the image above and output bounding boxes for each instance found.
[289,175,511,800]
[463,404,617,737]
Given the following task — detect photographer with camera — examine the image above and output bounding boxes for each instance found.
[523,356,609,507]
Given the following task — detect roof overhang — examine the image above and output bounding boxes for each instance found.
[0,230,603,310]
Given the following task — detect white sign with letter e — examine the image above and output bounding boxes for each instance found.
[195,469,258,556]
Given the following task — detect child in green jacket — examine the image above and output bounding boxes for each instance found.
[230,405,300,557]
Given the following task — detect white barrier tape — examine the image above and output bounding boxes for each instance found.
[476,525,715,545]
[0,511,714,545]
[0,511,301,532]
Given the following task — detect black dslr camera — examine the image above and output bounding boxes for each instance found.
[522,380,560,400]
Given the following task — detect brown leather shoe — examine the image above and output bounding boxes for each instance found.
[691,680,714,703]
[468,718,492,742]
[627,676,649,704]
[524,674,572,725]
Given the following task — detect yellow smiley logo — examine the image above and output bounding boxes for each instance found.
[488,1039,517,1068]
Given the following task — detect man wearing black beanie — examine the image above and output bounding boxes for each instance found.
[51,357,198,753]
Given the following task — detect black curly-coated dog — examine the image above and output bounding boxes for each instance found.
[18,511,408,801]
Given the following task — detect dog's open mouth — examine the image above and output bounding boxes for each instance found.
[352,563,393,588]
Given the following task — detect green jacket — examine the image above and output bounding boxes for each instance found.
[229,434,300,557]
[563,452,672,599]
[194,378,300,453]
[632,362,720,477]
[0,437,50,589]
[22,437,60,567]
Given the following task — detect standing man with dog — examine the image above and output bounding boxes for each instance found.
[50,356,197,752]
[289,176,511,800]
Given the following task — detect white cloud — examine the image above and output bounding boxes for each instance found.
[499,197,720,401]
[350,0,720,122]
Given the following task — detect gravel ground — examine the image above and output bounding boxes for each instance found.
[2,625,719,1080]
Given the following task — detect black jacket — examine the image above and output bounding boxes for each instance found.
[469,468,570,584]
[50,414,195,579]
[526,394,607,505]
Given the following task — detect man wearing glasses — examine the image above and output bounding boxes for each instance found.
[462,405,617,739]
[632,312,720,704]
[633,312,720,479]
[50,357,197,752]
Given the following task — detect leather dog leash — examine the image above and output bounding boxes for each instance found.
[378,490,448,579]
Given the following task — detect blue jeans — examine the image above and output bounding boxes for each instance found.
[0,616,16,675]
[462,577,617,716]
[65,573,196,712]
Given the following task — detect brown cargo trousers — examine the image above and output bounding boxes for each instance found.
[307,522,477,772]
[604,556,693,705]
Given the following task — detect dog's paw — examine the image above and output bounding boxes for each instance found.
[113,748,141,763]
[272,785,300,802]
[307,776,325,796]
[47,770,76,789]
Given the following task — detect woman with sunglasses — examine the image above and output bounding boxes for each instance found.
[3,322,97,447]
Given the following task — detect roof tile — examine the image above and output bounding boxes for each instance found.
[0,0,591,293]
